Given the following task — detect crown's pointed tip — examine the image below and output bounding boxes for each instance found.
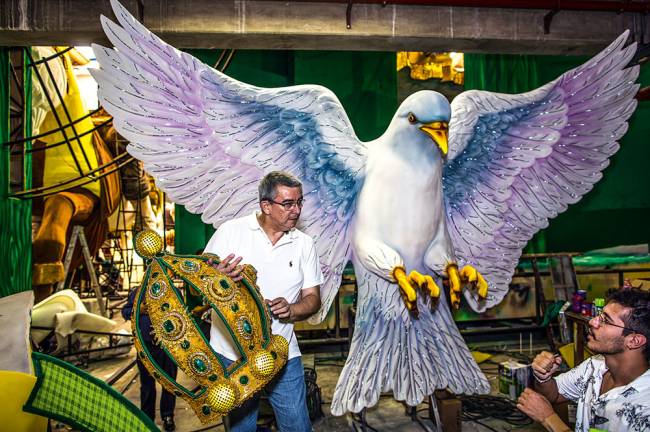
[134,229,164,258]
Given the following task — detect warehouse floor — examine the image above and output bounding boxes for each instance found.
[52,310,554,432]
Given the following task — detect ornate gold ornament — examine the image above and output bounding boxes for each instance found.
[397,52,464,85]
[132,230,289,424]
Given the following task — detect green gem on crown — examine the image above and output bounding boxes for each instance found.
[159,312,186,341]
[188,353,212,376]
[193,358,207,373]
[219,279,230,289]
[237,316,254,340]
[181,259,199,273]
[149,279,167,299]
[163,320,175,333]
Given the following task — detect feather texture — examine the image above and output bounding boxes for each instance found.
[331,259,490,415]
[444,31,639,312]
[92,0,367,322]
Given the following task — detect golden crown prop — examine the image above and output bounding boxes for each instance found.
[132,230,288,424]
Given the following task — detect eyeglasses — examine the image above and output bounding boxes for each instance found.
[265,198,305,211]
[592,311,636,333]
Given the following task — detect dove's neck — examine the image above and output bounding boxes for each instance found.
[377,129,440,170]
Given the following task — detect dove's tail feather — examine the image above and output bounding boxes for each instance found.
[330,260,490,416]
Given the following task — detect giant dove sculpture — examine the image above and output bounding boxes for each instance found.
[92,0,639,415]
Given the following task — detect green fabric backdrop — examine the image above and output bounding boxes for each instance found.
[465,53,650,253]
[175,50,397,254]
[0,48,33,298]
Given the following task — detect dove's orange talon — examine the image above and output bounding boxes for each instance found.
[392,266,418,315]
[459,265,489,299]
[408,270,440,300]
[446,263,462,309]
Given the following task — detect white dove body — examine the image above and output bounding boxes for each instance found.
[332,93,491,414]
[352,126,453,276]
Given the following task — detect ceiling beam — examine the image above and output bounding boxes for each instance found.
[1,0,647,54]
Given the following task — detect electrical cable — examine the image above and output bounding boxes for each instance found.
[459,394,532,428]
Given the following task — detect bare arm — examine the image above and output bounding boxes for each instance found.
[531,351,568,404]
[268,286,321,323]
[517,389,571,432]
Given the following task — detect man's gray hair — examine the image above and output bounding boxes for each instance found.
[258,171,302,202]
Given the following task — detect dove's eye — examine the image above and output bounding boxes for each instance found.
[407,113,417,124]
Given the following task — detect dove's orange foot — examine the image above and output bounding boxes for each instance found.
[446,263,489,309]
[392,266,441,316]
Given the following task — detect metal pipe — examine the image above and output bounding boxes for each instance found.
[260,0,650,13]
[298,337,349,346]
[4,108,103,146]
[10,152,132,198]
[458,324,545,335]
[24,48,86,175]
[58,343,134,358]
[106,359,138,386]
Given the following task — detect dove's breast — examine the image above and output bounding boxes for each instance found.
[352,147,448,268]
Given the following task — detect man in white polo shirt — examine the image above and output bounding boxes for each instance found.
[205,171,323,432]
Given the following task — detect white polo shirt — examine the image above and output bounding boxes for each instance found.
[205,212,323,361]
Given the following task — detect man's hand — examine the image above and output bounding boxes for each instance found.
[265,287,320,323]
[532,351,562,382]
[207,254,243,282]
[267,297,293,321]
[517,388,555,422]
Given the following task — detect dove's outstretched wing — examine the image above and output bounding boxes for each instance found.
[91,0,366,322]
[443,31,639,312]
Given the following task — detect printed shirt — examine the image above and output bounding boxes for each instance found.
[205,212,324,361]
[555,355,650,431]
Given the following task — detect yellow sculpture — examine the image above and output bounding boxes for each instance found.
[132,230,288,423]
[397,52,464,84]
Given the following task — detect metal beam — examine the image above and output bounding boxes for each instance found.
[0,0,648,54]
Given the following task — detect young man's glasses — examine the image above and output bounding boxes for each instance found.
[266,198,305,211]
[592,311,636,333]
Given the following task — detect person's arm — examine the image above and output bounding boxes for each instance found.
[268,286,321,322]
[531,351,567,404]
[517,388,571,432]
[268,235,323,322]
[121,289,136,321]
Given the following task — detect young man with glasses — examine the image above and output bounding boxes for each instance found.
[517,288,650,431]
[205,171,323,432]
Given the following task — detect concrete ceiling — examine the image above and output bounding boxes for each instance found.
[1,0,648,55]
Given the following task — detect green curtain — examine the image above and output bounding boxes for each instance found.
[464,53,540,94]
[464,53,650,253]
[174,50,397,254]
[0,48,32,298]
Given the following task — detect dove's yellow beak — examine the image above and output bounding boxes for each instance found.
[419,121,449,156]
